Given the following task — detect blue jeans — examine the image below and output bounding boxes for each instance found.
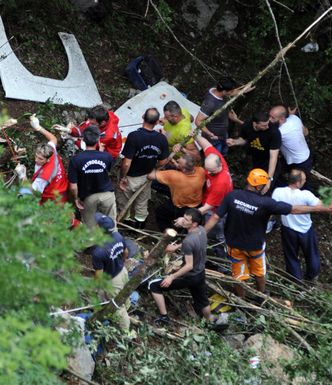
[210,138,228,156]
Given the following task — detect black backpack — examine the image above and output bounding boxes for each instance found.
[125,54,163,90]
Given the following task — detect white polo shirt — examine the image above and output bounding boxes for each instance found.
[272,186,320,233]
[279,115,310,164]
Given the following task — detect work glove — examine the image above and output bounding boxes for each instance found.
[30,114,42,131]
[15,163,27,181]
[52,124,72,134]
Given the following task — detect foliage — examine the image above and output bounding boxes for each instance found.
[284,335,332,384]
[93,323,256,385]
[152,0,174,33]
[244,0,332,120]
[319,187,332,205]
[0,184,106,384]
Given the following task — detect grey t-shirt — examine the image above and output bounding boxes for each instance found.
[200,89,229,139]
[181,225,207,277]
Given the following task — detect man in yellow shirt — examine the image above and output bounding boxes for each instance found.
[161,101,199,159]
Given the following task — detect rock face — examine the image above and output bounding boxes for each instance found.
[71,0,98,12]
[214,10,239,37]
[182,0,219,31]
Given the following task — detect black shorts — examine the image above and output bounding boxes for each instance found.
[149,271,209,313]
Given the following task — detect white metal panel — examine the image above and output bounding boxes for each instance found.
[0,17,102,108]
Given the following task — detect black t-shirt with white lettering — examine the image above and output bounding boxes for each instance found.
[216,189,292,250]
[122,127,169,177]
[91,231,125,278]
[68,150,113,200]
[241,120,281,171]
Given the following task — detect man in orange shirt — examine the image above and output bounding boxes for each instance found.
[147,154,205,231]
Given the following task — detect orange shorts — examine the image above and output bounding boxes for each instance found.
[227,246,266,280]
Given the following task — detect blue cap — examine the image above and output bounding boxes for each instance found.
[94,212,115,232]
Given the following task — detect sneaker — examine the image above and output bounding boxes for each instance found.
[123,218,146,230]
[123,218,137,228]
[154,314,170,326]
[266,218,277,234]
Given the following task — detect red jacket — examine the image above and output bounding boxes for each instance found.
[32,149,68,203]
[71,111,122,158]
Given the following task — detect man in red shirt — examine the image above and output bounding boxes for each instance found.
[54,106,122,158]
[195,135,233,254]
[175,135,233,254]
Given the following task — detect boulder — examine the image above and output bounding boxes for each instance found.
[223,334,245,350]
[214,10,239,37]
[56,313,95,384]
[244,334,311,384]
[182,0,219,31]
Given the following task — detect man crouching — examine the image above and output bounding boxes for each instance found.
[149,208,214,326]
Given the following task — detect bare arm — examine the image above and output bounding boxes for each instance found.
[120,158,132,179]
[261,149,279,195]
[39,126,58,145]
[227,85,255,96]
[147,169,157,180]
[226,137,247,147]
[228,110,244,125]
[199,203,215,214]
[303,125,309,136]
[161,254,193,288]
[204,213,220,233]
[157,158,168,167]
[69,182,84,210]
[123,248,129,260]
[195,135,212,151]
[119,158,132,191]
[195,112,217,139]
[268,149,279,179]
[291,204,332,214]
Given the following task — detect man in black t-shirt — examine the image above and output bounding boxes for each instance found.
[205,168,330,298]
[227,111,281,194]
[68,125,116,229]
[117,108,169,228]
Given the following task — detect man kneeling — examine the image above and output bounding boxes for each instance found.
[149,208,213,325]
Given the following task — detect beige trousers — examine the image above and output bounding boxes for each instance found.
[111,266,130,330]
[81,191,117,229]
[116,175,151,221]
